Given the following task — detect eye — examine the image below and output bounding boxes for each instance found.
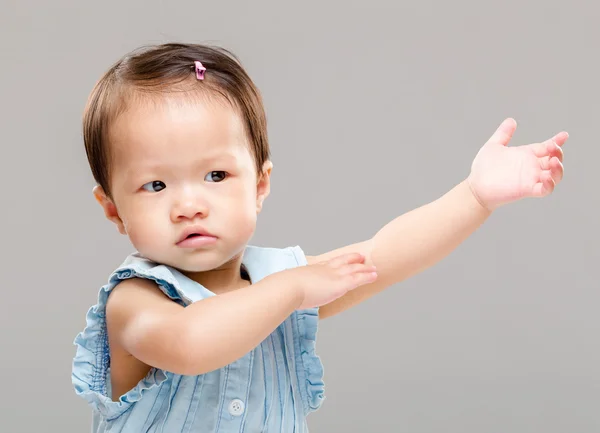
[141,180,166,192]
[205,171,227,182]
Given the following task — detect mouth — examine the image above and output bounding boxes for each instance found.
[177,226,218,247]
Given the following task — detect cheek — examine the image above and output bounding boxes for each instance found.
[123,216,149,247]
[225,184,258,234]
[239,210,257,235]
[225,178,257,209]
[120,203,164,247]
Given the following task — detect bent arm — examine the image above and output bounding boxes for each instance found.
[106,273,303,376]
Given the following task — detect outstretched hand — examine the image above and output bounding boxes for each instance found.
[466,118,568,211]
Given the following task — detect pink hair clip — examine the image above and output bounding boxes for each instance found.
[194,61,206,80]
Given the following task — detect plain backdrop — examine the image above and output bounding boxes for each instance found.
[1,1,598,432]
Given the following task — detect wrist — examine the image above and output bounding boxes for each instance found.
[266,271,305,308]
[463,177,495,214]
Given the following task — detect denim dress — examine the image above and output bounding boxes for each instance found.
[72,245,325,432]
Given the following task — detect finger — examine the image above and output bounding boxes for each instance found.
[324,253,365,267]
[538,156,564,184]
[347,270,378,288]
[487,118,517,147]
[533,139,564,160]
[532,171,556,197]
[539,141,564,168]
[551,131,569,147]
[340,263,377,275]
[548,157,564,184]
[549,141,564,162]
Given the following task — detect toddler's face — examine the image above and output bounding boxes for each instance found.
[96,96,270,273]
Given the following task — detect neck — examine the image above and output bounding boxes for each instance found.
[183,252,250,294]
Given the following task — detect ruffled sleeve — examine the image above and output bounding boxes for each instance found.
[71,255,185,420]
[293,308,325,412]
[287,246,326,413]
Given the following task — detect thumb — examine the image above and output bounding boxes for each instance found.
[486,117,517,147]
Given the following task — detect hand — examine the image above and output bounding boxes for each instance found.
[466,118,568,211]
[272,253,378,310]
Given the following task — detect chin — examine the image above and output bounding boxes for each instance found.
[173,252,236,273]
[139,241,249,272]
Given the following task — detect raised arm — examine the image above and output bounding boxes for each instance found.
[315,118,567,319]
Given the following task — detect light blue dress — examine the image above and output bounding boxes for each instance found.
[72,245,324,432]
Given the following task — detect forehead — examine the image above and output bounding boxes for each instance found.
[108,94,252,169]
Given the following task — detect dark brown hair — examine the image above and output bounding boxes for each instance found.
[83,43,270,198]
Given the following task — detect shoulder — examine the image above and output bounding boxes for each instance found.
[108,276,167,300]
[106,277,179,328]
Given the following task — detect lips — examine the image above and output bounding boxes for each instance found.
[176,226,218,246]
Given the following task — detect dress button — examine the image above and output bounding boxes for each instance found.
[228,399,245,416]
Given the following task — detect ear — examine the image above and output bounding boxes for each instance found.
[93,186,127,235]
[256,160,273,213]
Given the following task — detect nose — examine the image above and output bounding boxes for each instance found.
[171,190,209,222]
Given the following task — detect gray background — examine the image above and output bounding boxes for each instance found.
[1,0,597,432]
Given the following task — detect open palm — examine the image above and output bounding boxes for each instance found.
[467,118,567,210]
